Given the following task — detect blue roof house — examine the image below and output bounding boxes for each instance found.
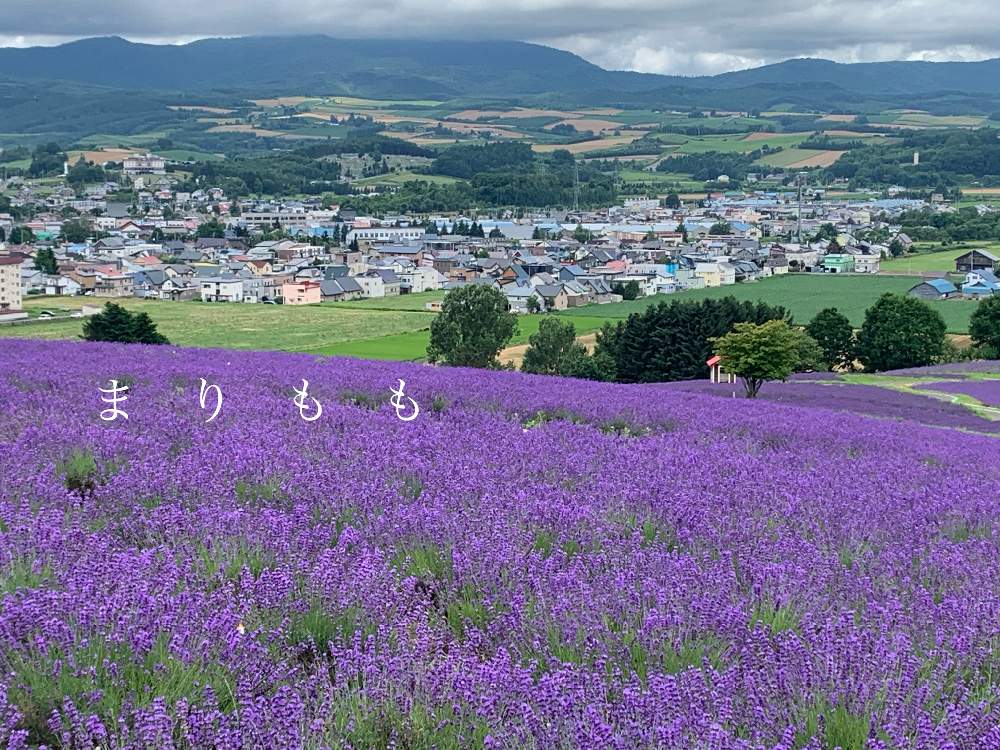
[962,270,1000,298]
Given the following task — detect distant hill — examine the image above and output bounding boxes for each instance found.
[2,36,1000,114]
[697,57,1000,95]
[0,36,665,99]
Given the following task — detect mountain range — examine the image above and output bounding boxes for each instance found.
[2,36,1000,116]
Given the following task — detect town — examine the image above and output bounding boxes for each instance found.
[3,150,998,329]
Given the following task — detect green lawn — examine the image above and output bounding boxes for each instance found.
[562,275,980,333]
[880,249,966,274]
[311,331,431,360]
[3,297,610,363]
[313,313,610,361]
[881,243,1000,273]
[511,314,608,344]
[1,298,435,351]
[326,291,444,312]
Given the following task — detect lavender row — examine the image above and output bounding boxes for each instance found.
[1,339,1000,749]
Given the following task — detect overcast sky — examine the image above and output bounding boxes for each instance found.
[1,1,998,76]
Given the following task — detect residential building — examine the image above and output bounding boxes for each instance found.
[0,256,23,311]
[94,274,134,298]
[822,254,855,273]
[281,280,322,305]
[962,269,1000,297]
[200,277,244,303]
[853,255,881,274]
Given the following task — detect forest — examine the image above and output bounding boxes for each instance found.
[826,129,1000,188]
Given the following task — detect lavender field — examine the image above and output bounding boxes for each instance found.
[917,380,1000,408]
[3,339,1000,749]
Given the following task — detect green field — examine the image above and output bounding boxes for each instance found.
[1,296,611,363]
[4,276,982,365]
[1,298,435,352]
[327,291,444,311]
[675,133,810,155]
[350,171,462,187]
[617,169,704,192]
[880,249,966,273]
[157,149,225,162]
[315,313,610,361]
[562,275,980,333]
[881,242,1000,274]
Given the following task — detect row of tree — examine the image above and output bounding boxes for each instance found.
[424,287,990,396]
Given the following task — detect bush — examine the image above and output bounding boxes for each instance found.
[82,303,169,345]
[521,318,588,376]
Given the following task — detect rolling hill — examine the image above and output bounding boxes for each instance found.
[3,36,1000,104]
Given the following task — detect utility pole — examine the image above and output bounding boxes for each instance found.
[573,159,580,214]
[796,172,805,244]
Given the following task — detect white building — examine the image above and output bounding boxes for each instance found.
[199,277,244,303]
[241,209,337,231]
[397,266,444,294]
[347,226,425,246]
[123,154,166,176]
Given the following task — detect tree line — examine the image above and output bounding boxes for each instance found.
[425,287,992,397]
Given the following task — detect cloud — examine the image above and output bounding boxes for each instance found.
[1,0,999,75]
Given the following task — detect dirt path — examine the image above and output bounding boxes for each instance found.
[499,332,598,369]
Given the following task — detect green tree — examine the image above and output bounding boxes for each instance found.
[711,320,812,398]
[521,318,587,376]
[888,239,906,257]
[27,142,66,178]
[610,296,789,383]
[611,280,640,300]
[60,218,92,243]
[34,247,58,275]
[814,223,838,242]
[196,218,226,238]
[572,224,592,243]
[426,285,517,368]
[856,293,946,372]
[805,308,855,371]
[969,295,1000,356]
[82,303,169,345]
[8,226,33,244]
[664,192,681,209]
[708,221,732,235]
[66,158,107,187]
[130,312,169,345]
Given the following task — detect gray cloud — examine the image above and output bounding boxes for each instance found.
[1,1,999,75]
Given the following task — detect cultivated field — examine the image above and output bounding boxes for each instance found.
[562,274,980,333]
